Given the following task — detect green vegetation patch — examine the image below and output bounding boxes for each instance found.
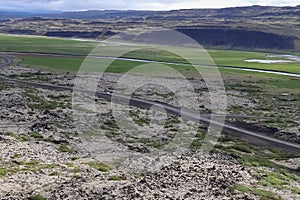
[4,132,29,141]
[231,143,253,153]
[103,120,119,130]
[262,78,300,90]
[0,34,297,75]
[257,169,300,195]
[21,56,84,72]
[28,194,47,200]
[0,168,7,177]
[252,188,281,200]
[0,34,96,55]
[13,41,300,75]
[129,110,151,126]
[83,161,111,172]
[232,184,281,200]
[209,49,300,74]
[23,89,68,111]
[28,132,43,139]
[58,144,75,153]
[0,160,56,178]
[13,160,56,172]
[108,175,126,181]
[237,154,276,168]
[190,130,207,150]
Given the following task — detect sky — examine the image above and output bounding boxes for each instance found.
[0,0,299,11]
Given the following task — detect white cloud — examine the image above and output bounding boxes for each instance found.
[135,0,300,10]
[0,0,299,11]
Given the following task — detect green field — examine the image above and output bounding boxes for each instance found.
[1,34,300,75]
[20,54,300,91]
[19,50,300,75]
[220,68,300,90]
[20,56,85,71]
[210,50,300,74]
[0,34,96,55]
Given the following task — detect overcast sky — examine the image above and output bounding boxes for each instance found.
[0,0,299,11]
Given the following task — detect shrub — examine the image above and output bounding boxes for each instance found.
[108,175,126,181]
[238,155,275,168]
[58,144,74,153]
[83,161,111,172]
[28,194,47,200]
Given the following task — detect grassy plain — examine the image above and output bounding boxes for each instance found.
[1,34,300,75]
[19,53,300,74]
[209,50,300,74]
[20,56,84,72]
[0,34,96,55]
[220,68,300,90]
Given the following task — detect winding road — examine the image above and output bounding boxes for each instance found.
[1,53,300,153]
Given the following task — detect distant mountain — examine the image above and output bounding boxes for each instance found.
[0,9,152,20]
[1,6,299,20]
[0,10,61,19]
[47,5,300,20]
[52,10,153,19]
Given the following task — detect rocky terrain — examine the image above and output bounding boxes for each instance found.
[0,62,299,199]
[0,69,253,199]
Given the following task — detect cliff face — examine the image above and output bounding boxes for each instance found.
[177,28,296,50]
[45,31,102,38]
[1,6,299,51]
[44,30,116,38]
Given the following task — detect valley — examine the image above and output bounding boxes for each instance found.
[0,5,299,200]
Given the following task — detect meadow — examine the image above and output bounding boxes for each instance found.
[1,34,300,75]
[0,34,96,55]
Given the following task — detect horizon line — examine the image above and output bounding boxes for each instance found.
[1,4,299,13]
